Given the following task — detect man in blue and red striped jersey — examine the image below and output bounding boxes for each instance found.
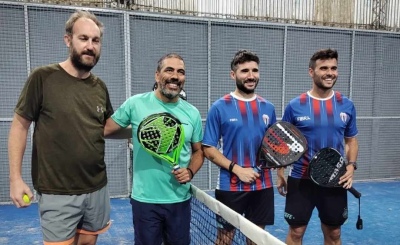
[203,50,277,245]
[277,48,359,245]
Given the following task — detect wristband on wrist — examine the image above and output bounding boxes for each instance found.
[228,161,237,173]
[187,167,194,180]
[347,161,358,170]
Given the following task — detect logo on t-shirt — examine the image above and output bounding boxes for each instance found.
[340,112,348,123]
[262,114,269,126]
[97,106,104,113]
[296,116,311,122]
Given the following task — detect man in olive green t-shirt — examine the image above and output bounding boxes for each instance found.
[8,10,116,245]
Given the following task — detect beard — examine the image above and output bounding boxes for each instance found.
[159,79,183,100]
[236,78,259,94]
[314,75,337,90]
[70,45,100,72]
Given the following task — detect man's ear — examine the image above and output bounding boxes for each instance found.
[230,70,235,80]
[64,34,71,48]
[155,71,160,83]
[308,68,314,78]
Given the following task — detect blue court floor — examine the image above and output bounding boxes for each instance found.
[0,179,399,245]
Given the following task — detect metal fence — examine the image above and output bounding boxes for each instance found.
[8,0,400,31]
[1,1,400,202]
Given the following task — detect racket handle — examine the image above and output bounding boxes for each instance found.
[253,166,261,173]
[172,165,187,185]
[348,187,361,198]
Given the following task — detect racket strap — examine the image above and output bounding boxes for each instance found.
[356,197,363,230]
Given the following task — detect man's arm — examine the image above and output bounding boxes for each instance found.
[104,117,132,139]
[187,142,204,179]
[339,136,359,188]
[345,136,359,164]
[173,142,204,183]
[276,168,287,196]
[8,113,33,207]
[202,145,259,184]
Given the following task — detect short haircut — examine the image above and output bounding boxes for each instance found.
[309,48,338,69]
[230,50,260,71]
[156,53,184,72]
[65,10,104,38]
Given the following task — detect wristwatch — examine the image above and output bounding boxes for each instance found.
[347,161,357,170]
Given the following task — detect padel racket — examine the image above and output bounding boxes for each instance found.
[308,147,361,198]
[152,82,187,101]
[256,121,307,170]
[137,112,185,171]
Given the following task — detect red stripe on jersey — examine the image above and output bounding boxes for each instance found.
[300,93,308,104]
[335,91,342,104]
[238,100,247,117]
[300,153,310,178]
[223,94,232,102]
[326,97,333,115]
[312,98,320,116]
[250,98,258,115]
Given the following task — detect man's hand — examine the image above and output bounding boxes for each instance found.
[339,165,355,189]
[10,178,33,208]
[233,166,260,184]
[276,168,287,196]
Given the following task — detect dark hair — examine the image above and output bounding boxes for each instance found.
[65,10,104,38]
[156,53,184,72]
[309,48,338,69]
[230,50,259,71]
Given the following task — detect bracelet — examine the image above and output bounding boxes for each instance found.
[228,161,237,173]
[187,167,194,180]
[347,161,358,170]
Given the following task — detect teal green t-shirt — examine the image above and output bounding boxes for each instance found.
[111,92,203,203]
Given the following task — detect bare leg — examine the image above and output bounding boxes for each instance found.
[215,228,235,245]
[321,223,341,245]
[74,234,98,245]
[286,225,307,245]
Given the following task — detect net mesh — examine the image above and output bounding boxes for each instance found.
[190,185,285,245]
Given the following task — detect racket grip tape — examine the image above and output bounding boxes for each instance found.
[348,187,361,198]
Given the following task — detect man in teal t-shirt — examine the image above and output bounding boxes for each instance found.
[105,53,204,245]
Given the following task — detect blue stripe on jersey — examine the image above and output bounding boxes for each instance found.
[203,94,276,191]
[282,91,358,179]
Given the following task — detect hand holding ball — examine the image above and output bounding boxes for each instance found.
[23,194,31,204]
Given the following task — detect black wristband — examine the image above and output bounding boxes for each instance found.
[229,161,237,173]
[187,167,194,180]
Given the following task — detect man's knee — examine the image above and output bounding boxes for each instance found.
[321,224,341,242]
[288,225,307,242]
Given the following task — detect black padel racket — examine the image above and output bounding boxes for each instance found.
[256,121,307,170]
[308,147,361,198]
[137,112,185,171]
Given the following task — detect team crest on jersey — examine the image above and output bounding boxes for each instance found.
[262,114,269,126]
[340,112,348,123]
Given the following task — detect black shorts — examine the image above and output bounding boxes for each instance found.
[284,176,348,227]
[130,198,191,245]
[215,188,274,230]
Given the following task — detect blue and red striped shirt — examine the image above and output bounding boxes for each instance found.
[203,93,276,191]
[282,91,358,179]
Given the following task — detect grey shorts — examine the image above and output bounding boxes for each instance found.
[38,185,111,244]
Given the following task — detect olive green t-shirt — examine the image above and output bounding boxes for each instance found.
[15,64,113,194]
